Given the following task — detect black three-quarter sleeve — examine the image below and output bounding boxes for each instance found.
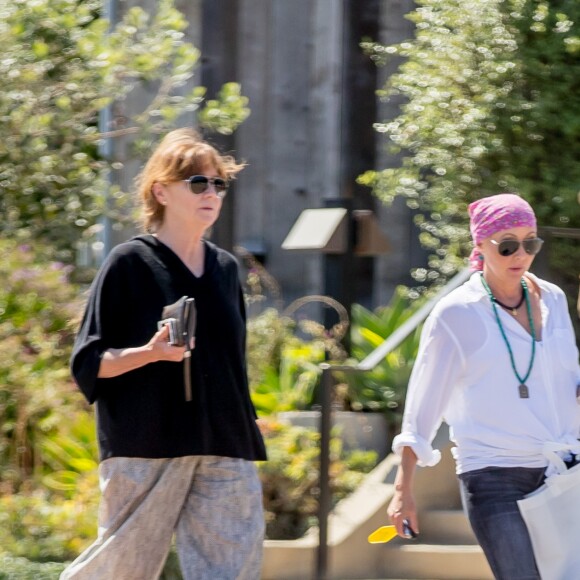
[70,250,126,404]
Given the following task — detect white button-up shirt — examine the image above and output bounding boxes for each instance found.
[393,272,580,474]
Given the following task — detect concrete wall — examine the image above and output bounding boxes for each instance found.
[106,0,422,310]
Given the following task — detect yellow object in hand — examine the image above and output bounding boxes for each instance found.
[367,525,398,544]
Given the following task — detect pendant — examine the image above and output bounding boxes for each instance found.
[519,384,529,399]
[511,308,518,316]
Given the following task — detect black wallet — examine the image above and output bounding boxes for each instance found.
[158,296,196,401]
[158,296,196,347]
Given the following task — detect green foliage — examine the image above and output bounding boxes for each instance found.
[258,420,377,540]
[198,82,251,135]
[0,237,98,564]
[362,0,580,290]
[246,308,294,388]
[0,483,98,563]
[0,237,82,489]
[0,0,250,259]
[243,259,350,415]
[0,414,100,563]
[339,290,423,432]
[247,308,325,415]
[0,557,66,580]
[40,413,98,497]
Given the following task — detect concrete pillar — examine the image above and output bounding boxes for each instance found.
[373,0,425,305]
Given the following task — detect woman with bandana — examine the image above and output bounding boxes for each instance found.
[387,193,580,579]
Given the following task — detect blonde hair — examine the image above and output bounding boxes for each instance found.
[136,128,246,232]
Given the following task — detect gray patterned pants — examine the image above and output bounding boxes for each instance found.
[60,455,264,580]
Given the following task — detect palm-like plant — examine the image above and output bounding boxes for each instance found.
[339,289,424,436]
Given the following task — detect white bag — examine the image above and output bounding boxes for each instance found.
[517,445,580,580]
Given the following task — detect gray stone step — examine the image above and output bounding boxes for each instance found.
[419,509,478,545]
[378,542,494,580]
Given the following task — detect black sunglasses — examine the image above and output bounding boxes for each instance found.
[490,237,544,257]
[182,175,228,198]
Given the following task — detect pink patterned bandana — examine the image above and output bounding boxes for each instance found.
[468,193,536,270]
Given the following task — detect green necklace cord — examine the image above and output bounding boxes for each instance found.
[480,275,536,398]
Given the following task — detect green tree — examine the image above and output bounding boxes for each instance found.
[0,0,249,260]
[361,0,580,293]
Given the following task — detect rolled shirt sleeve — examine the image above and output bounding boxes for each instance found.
[392,312,466,467]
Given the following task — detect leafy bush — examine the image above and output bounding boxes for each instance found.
[258,420,377,540]
[40,413,98,498]
[0,238,83,490]
[247,308,326,415]
[0,556,66,580]
[0,484,97,563]
[0,237,99,565]
[338,290,423,435]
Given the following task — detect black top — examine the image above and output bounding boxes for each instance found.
[71,235,267,462]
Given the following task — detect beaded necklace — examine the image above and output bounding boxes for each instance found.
[480,274,536,399]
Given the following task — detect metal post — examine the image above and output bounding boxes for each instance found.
[316,363,333,580]
[97,0,117,262]
[323,198,354,354]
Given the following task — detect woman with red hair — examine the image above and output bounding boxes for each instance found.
[61,129,266,580]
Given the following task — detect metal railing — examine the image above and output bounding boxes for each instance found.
[314,267,471,580]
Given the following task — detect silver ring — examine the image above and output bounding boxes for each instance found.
[183,351,191,358]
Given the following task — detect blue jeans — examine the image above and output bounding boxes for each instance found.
[458,466,545,580]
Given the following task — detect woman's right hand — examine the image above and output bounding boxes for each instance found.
[147,324,192,363]
[387,488,419,539]
[387,446,419,538]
